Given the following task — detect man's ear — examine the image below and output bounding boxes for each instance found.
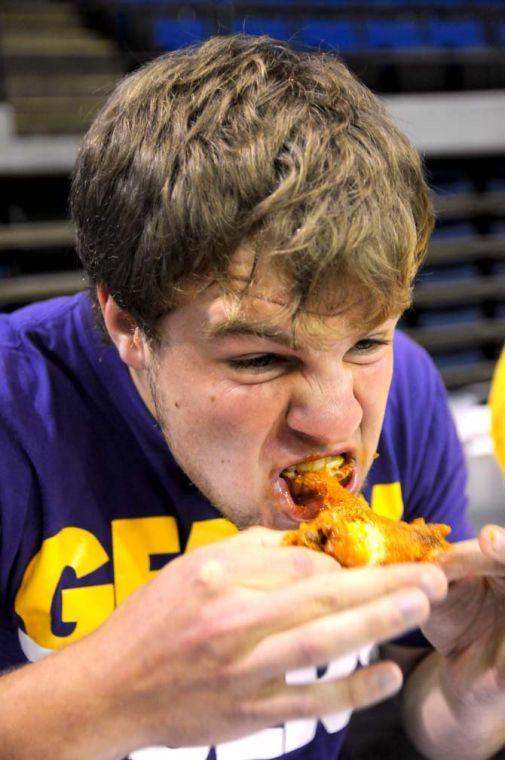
[96,285,147,371]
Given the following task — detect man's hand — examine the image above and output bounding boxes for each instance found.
[81,526,447,756]
[0,527,448,759]
[421,525,505,715]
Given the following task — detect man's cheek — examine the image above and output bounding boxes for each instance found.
[360,361,393,406]
[210,387,272,433]
[208,407,259,442]
[178,396,257,453]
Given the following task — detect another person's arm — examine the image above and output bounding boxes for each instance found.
[380,339,504,758]
[401,529,505,760]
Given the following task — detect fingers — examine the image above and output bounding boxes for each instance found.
[181,559,446,673]
[225,562,447,643]
[295,562,448,608]
[240,587,431,680]
[479,525,505,563]
[225,528,447,596]
[190,529,339,593]
[234,527,340,573]
[436,532,505,581]
[243,661,403,726]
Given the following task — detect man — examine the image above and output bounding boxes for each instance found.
[0,35,504,759]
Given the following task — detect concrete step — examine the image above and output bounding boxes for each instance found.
[404,318,505,352]
[0,133,81,174]
[2,34,115,56]
[10,95,105,135]
[427,235,505,266]
[434,191,505,220]
[414,275,505,308]
[0,270,85,305]
[0,221,74,250]
[441,361,499,390]
[0,10,82,32]
[0,103,15,142]
[0,3,77,24]
[6,73,118,98]
[4,54,122,76]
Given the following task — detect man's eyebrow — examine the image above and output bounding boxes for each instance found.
[204,319,295,348]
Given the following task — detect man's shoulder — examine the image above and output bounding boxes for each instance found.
[391,329,444,407]
[382,330,450,459]
[0,293,87,350]
[393,329,437,376]
[0,293,92,433]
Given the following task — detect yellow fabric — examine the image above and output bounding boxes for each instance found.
[489,347,505,471]
[371,482,404,521]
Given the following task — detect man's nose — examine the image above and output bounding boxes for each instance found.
[285,366,362,444]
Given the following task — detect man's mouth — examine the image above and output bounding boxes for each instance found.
[275,453,357,523]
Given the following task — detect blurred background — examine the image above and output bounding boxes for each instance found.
[0,2,503,537]
[0,3,503,756]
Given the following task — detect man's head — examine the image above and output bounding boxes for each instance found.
[72,34,432,337]
[72,35,433,528]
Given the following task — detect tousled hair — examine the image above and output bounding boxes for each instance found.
[71,34,434,339]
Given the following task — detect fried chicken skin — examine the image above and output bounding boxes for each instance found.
[282,471,451,567]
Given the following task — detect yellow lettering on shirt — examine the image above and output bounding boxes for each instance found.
[112,516,180,605]
[371,482,404,521]
[15,493,402,655]
[185,518,238,552]
[15,527,114,650]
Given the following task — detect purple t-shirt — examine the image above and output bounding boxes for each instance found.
[0,293,474,760]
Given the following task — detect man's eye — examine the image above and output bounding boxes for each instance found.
[229,354,284,371]
[352,338,389,353]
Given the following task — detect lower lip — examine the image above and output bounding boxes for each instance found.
[343,466,359,493]
[272,464,359,525]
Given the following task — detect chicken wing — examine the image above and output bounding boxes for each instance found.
[283,471,451,567]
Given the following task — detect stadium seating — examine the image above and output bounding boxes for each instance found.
[153,17,207,49]
[0,0,504,389]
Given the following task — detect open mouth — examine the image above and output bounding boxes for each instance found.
[277,454,356,523]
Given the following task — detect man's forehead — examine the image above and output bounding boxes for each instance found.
[224,246,294,305]
[203,283,387,348]
[212,247,355,318]
[168,247,398,345]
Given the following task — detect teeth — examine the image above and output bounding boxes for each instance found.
[283,454,345,479]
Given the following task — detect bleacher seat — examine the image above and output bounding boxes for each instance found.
[430,222,476,240]
[415,307,483,328]
[413,0,467,5]
[434,350,484,378]
[428,19,485,48]
[153,17,207,50]
[299,20,361,52]
[298,0,367,5]
[234,0,295,5]
[117,0,208,5]
[420,262,479,282]
[366,19,424,49]
[232,19,291,41]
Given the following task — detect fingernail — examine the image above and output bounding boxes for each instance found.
[398,592,426,623]
[488,527,505,552]
[374,667,401,695]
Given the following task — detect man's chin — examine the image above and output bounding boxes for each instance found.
[208,502,261,531]
[256,500,304,530]
[261,513,302,530]
[212,502,293,532]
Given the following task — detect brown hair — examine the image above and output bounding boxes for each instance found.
[71,34,433,339]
